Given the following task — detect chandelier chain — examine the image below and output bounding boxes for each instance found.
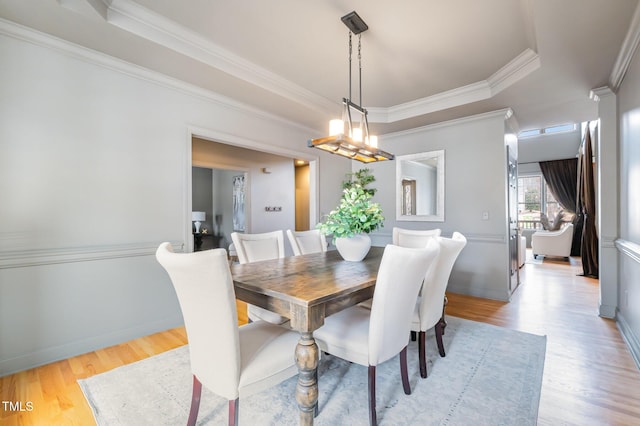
[348,31,352,101]
[358,33,362,106]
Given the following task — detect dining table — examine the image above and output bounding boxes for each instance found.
[231,246,385,425]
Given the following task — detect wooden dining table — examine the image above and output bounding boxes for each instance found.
[231,246,385,425]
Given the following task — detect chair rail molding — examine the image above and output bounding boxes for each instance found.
[616,238,640,264]
[0,241,184,269]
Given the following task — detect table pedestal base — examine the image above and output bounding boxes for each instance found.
[295,332,319,425]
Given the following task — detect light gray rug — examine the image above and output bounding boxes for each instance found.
[79,317,545,425]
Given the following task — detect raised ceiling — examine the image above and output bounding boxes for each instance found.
[1,0,639,136]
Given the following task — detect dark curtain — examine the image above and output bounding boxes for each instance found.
[539,158,582,256]
[577,127,599,277]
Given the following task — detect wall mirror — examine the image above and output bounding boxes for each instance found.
[396,150,445,222]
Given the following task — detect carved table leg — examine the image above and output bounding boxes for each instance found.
[295,332,319,425]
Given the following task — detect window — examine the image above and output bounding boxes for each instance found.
[517,175,562,229]
[518,123,576,139]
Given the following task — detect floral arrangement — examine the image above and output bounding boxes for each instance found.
[317,169,384,238]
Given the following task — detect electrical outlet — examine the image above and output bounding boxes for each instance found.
[482,211,489,220]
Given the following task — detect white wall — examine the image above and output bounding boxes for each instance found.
[517,130,582,165]
[616,43,640,365]
[361,110,513,301]
[0,28,349,375]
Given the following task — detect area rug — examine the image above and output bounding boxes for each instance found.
[79,317,546,425]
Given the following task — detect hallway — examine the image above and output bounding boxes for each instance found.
[447,251,640,425]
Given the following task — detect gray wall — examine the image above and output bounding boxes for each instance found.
[0,31,348,375]
[361,110,514,301]
[192,167,214,234]
[617,43,640,365]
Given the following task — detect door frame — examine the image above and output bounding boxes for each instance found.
[184,125,319,252]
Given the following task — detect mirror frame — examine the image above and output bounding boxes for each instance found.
[396,150,445,222]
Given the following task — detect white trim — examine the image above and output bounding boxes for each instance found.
[0,313,183,376]
[382,109,513,140]
[0,18,318,136]
[395,150,445,222]
[617,312,640,371]
[0,241,183,269]
[616,238,640,264]
[186,126,320,238]
[370,231,506,245]
[369,50,539,124]
[105,0,337,116]
[41,0,539,126]
[610,2,640,91]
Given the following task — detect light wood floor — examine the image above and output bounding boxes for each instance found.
[2,253,640,425]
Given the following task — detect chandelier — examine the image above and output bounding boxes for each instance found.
[308,11,394,163]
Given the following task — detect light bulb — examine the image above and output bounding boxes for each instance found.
[352,127,363,142]
[329,119,344,136]
[367,135,378,148]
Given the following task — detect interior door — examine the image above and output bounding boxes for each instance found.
[507,147,520,292]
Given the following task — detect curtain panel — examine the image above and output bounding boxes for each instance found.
[539,158,582,256]
[577,127,599,278]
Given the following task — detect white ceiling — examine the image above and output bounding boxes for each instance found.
[1,0,639,136]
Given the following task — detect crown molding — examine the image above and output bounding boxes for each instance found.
[369,49,539,123]
[382,108,513,140]
[104,0,337,116]
[610,2,640,91]
[68,0,539,126]
[0,18,318,135]
[589,86,615,102]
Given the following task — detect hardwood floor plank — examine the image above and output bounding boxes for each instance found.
[1,253,639,425]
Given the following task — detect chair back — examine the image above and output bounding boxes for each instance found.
[286,229,328,256]
[418,232,467,330]
[368,241,440,365]
[231,231,285,264]
[392,227,441,248]
[155,243,240,400]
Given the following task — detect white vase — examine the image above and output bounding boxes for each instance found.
[335,234,372,261]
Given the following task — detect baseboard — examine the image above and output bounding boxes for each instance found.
[447,283,511,302]
[599,304,617,319]
[617,312,640,371]
[0,315,184,377]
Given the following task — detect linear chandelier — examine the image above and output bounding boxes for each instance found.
[308,11,394,163]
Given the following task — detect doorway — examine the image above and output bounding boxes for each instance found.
[188,131,318,252]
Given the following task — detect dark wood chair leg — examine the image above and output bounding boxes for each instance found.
[441,295,448,336]
[436,319,446,357]
[400,346,411,394]
[410,331,417,341]
[368,365,377,426]
[187,375,202,426]
[228,398,239,426]
[418,331,428,378]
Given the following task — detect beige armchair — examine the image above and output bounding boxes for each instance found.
[531,223,574,260]
[155,243,299,426]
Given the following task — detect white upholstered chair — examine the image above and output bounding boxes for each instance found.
[358,227,441,310]
[392,227,442,247]
[411,232,467,378]
[230,231,289,325]
[531,223,574,260]
[155,243,299,426]
[314,242,440,426]
[286,229,328,256]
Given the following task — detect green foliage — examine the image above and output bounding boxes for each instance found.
[317,169,384,238]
